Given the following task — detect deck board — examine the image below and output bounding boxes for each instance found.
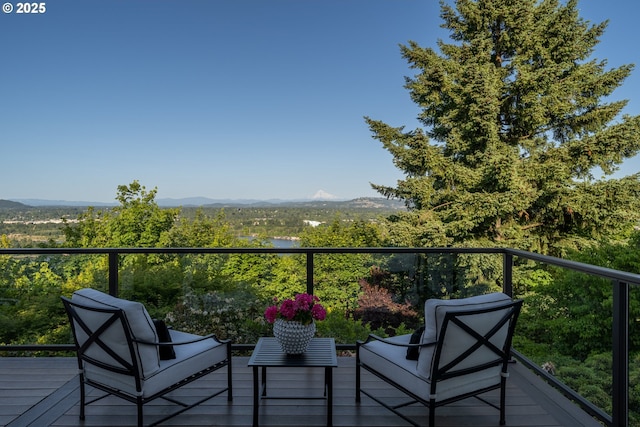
[0,356,602,427]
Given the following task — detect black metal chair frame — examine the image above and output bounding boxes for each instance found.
[356,299,522,427]
[61,296,233,427]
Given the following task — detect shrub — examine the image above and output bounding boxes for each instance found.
[315,309,371,344]
[352,279,420,335]
[165,285,270,344]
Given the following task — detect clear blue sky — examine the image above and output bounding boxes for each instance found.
[1,0,639,203]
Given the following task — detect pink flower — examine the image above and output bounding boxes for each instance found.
[264,305,278,323]
[294,293,313,310]
[311,304,327,321]
[279,299,297,320]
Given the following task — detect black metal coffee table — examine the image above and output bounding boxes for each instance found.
[248,337,338,427]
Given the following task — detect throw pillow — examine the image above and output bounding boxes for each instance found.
[406,326,425,360]
[153,319,176,360]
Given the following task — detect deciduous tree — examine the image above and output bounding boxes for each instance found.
[63,181,179,248]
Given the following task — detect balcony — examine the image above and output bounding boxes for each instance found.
[0,247,636,426]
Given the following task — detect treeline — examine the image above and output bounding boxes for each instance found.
[0,199,403,246]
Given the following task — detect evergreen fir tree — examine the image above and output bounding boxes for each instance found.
[368,0,640,254]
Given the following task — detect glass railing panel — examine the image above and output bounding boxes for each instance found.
[511,258,617,423]
[115,251,303,345]
[311,251,419,343]
[0,252,107,351]
[310,251,505,344]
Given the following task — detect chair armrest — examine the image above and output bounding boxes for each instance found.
[358,333,436,349]
[133,333,231,347]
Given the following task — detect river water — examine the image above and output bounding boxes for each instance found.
[240,236,299,248]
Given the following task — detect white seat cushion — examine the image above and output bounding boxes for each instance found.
[359,334,430,395]
[86,329,229,398]
[359,333,504,402]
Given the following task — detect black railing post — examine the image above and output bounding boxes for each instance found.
[503,251,513,297]
[612,280,629,427]
[306,249,314,295]
[108,251,119,297]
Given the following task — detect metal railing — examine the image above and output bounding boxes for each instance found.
[0,246,637,426]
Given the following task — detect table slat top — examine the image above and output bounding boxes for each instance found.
[248,337,337,367]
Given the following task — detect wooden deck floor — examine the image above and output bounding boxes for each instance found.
[0,356,601,427]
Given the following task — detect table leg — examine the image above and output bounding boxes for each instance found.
[253,366,259,427]
[261,366,267,396]
[326,366,333,427]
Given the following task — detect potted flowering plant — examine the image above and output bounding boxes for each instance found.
[264,293,327,354]
[264,292,327,325]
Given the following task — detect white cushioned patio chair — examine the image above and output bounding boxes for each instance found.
[61,288,232,427]
[356,292,522,427]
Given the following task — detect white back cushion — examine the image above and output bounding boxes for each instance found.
[417,292,512,378]
[71,288,160,378]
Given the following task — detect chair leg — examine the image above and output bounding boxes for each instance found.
[500,376,506,425]
[355,345,361,403]
[355,363,361,402]
[429,402,435,427]
[227,344,233,401]
[79,375,86,420]
[137,398,143,427]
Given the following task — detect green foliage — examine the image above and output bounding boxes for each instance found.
[160,209,238,248]
[522,350,640,425]
[512,330,640,423]
[299,217,383,248]
[118,258,185,317]
[0,256,70,346]
[314,309,372,345]
[165,285,270,344]
[512,263,554,295]
[517,269,615,359]
[259,255,307,302]
[630,353,640,426]
[368,0,640,255]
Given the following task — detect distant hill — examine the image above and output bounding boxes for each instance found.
[158,197,266,207]
[0,199,30,209]
[7,197,405,210]
[8,199,116,207]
